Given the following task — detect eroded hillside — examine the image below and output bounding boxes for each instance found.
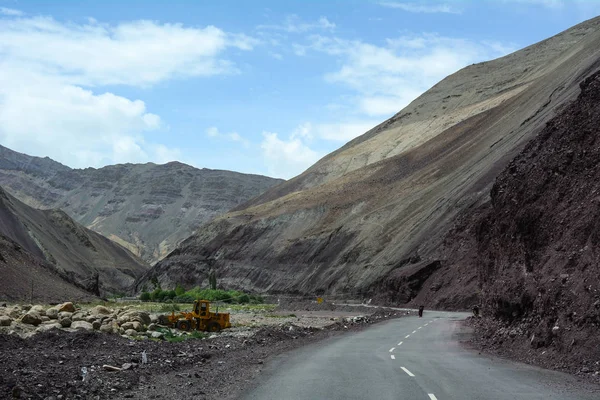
[141,17,600,299]
[0,152,283,263]
[0,187,147,296]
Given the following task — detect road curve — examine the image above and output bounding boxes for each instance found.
[241,311,600,400]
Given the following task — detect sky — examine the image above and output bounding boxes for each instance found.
[0,1,599,179]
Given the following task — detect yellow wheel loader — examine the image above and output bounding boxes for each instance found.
[166,300,231,332]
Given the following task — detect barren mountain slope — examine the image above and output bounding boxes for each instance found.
[427,70,600,378]
[141,17,600,297]
[0,187,148,296]
[0,150,283,263]
[0,234,96,302]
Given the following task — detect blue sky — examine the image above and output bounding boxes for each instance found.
[0,1,599,178]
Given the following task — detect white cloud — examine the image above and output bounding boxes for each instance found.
[0,17,257,87]
[205,126,250,147]
[257,15,335,34]
[298,33,514,117]
[261,131,322,179]
[0,7,23,16]
[0,14,254,168]
[378,2,461,14]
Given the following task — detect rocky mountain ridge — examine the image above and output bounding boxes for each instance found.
[139,17,600,300]
[0,146,283,263]
[0,186,147,297]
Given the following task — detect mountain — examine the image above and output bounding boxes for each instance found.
[0,186,147,296]
[0,147,283,263]
[139,17,600,298]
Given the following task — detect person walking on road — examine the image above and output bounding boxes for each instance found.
[418,305,424,317]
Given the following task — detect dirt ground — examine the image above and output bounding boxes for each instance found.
[0,303,413,400]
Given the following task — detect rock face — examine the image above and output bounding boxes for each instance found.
[139,17,600,298]
[0,151,283,264]
[435,70,600,373]
[0,186,148,297]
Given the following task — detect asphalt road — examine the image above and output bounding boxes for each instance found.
[242,311,600,400]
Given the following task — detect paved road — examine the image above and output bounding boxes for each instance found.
[242,311,600,400]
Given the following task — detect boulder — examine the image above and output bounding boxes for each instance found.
[21,311,42,326]
[90,305,112,316]
[121,321,143,332]
[72,313,86,322]
[8,308,21,319]
[150,331,164,339]
[71,321,93,330]
[58,311,73,320]
[100,324,115,334]
[59,318,72,328]
[46,308,59,320]
[30,305,46,316]
[92,321,101,330]
[36,323,62,333]
[40,316,50,323]
[0,316,12,326]
[147,323,158,331]
[57,302,75,313]
[125,329,138,336]
[85,315,97,323]
[118,311,151,326]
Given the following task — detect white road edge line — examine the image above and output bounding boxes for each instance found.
[391,355,395,360]
[428,394,438,400]
[405,334,410,338]
[397,341,403,346]
[401,367,415,377]
[389,347,395,352]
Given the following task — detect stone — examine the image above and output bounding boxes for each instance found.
[58,312,73,320]
[8,307,21,319]
[72,313,86,322]
[121,321,143,332]
[151,331,164,339]
[147,323,158,331]
[36,323,62,333]
[41,316,50,322]
[125,329,137,336]
[552,325,560,335]
[57,302,75,313]
[21,311,42,326]
[122,363,134,370]
[30,305,46,316]
[0,315,12,326]
[71,320,93,330]
[90,305,112,316]
[92,321,101,330]
[59,318,72,328]
[46,308,59,319]
[100,324,115,334]
[118,311,151,326]
[102,364,121,372]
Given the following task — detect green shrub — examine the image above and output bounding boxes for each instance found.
[139,292,151,302]
[159,303,181,313]
[237,294,250,304]
[175,284,185,296]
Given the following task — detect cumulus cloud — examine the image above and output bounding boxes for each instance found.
[0,14,256,168]
[378,2,461,14]
[205,126,250,147]
[261,131,322,179]
[297,33,514,117]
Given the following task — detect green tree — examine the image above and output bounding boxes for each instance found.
[175,284,185,296]
[139,292,151,302]
[209,269,217,290]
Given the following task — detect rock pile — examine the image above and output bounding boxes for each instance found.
[0,302,162,339]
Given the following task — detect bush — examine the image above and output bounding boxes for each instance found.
[237,294,250,304]
[139,292,151,302]
[175,284,185,296]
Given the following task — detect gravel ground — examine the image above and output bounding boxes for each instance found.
[0,304,414,399]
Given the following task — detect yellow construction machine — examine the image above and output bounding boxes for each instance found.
[166,300,231,332]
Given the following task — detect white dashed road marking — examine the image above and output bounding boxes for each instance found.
[405,335,410,339]
[390,355,395,360]
[389,347,395,352]
[397,341,403,346]
[401,367,415,377]
[418,326,422,330]
[428,394,438,400]
[412,330,417,334]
